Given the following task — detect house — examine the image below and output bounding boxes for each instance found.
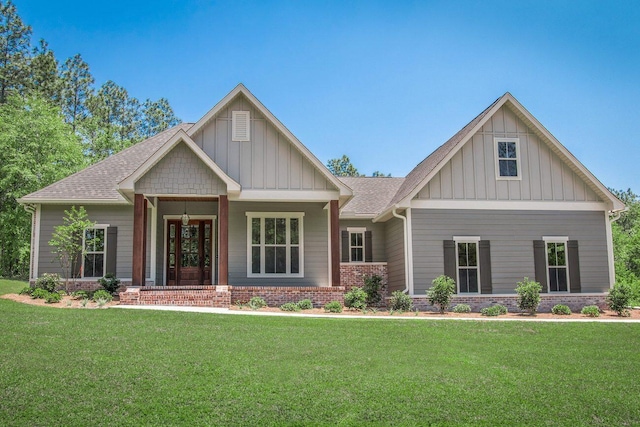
[19,85,625,311]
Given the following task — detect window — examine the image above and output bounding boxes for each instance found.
[455,237,480,293]
[83,227,106,278]
[232,110,250,141]
[247,213,304,277]
[348,227,366,262]
[495,138,520,179]
[545,238,569,292]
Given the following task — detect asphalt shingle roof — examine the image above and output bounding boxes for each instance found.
[338,177,405,216]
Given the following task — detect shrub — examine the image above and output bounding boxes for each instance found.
[324,301,343,313]
[344,287,367,310]
[45,292,62,304]
[96,298,108,308]
[35,273,61,292]
[607,282,633,316]
[19,286,33,295]
[80,298,89,307]
[515,277,542,314]
[452,304,471,313]
[480,304,508,316]
[31,288,50,299]
[426,275,456,313]
[72,290,89,300]
[363,274,383,306]
[248,296,267,310]
[389,290,413,312]
[98,273,121,295]
[280,302,301,312]
[551,304,572,315]
[581,305,600,317]
[92,289,113,303]
[297,299,313,310]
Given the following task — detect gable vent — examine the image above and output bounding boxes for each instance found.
[232,110,250,141]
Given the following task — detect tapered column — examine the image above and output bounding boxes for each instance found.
[330,199,341,286]
[218,195,229,286]
[132,194,147,286]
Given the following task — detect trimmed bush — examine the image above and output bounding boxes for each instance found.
[92,290,113,303]
[551,304,572,315]
[581,305,600,317]
[31,288,49,299]
[72,290,89,300]
[280,302,301,312]
[324,301,343,313]
[452,304,471,313]
[45,292,62,304]
[363,274,383,306]
[297,299,313,310]
[515,277,542,314]
[481,304,508,316]
[389,291,413,312]
[35,273,61,292]
[248,296,267,310]
[607,282,632,316]
[426,275,456,313]
[19,286,33,295]
[98,273,121,295]
[344,287,367,310]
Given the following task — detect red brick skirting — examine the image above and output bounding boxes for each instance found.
[230,286,345,308]
[411,294,608,313]
[340,263,388,290]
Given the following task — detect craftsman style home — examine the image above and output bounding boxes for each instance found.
[20,85,625,310]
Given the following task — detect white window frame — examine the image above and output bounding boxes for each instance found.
[82,224,108,279]
[453,236,481,294]
[232,110,250,142]
[543,236,570,293]
[347,227,366,263]
[246,212,304,278]
[494,137,521,180]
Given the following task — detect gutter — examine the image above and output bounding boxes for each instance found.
[392,208,411,294]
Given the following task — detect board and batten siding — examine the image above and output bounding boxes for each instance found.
[410,209,610,295]
[227,201,329,286]
[339,220,386,262]
[191,94,336,192]
[38,205,145,279]
[416,105,602,203]
[385,217,406,292]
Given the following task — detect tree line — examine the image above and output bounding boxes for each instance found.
[0,0,181,278]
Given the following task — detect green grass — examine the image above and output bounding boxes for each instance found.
[1,279,639,426]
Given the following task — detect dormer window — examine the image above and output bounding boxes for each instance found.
[495,138,521,179]
[232,111,250,141]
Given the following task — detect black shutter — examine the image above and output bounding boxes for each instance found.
[568,240,581,293]
[106,227,118,276]
[533,240,548,292]
[364,230,373,262]
[443,240,456,282]
[479,240,492,294]
[341,230,349,263]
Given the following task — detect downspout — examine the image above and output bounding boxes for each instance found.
[392,208,410,294]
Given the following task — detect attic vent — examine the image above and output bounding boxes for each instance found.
[232,110,250,141]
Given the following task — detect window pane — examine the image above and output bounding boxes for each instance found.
[290,219,299,245]
[549,267,559,292]
[458,243,468,267]
[169,253,175,268]
[170,224,175,238]
[275,218,286,245]
[498,141,507,158]
[252,247,261,274]
[291,247,299,274]
[351,232,363,247]
[275,246,286,273]
[252,218,260,244]
[94,254,104,277]
[556,243,566,266]
[547,243,557,266]
[95,229,105,251]
[84,254,95,277]
[351,247,363,262]
[557,267,568,291]
[499,160,518,177]
[205,224,210,239]
[265,247,275,273]
[468,269,478,293]
[468,243,477,266]
[506,142,517,158]
[265,218,275,244]
[459,270,469,293]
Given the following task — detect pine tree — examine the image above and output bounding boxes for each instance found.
[29,39,60,102]
[60,53,94,131]
[0,0,32,103]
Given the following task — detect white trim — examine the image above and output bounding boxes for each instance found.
[409,292,609,298]
[605,211,616,288]
[246,212,305,278]
[346,227,366,263]
[406,208,414,295]
[494,137,522,181]
[410,199,609,211]
[31,204,41,280]
[163,215,218,220]
[81,225,109,279]
[230,190,340,202]
[542,236,569,242]
[326,204,332,286]
[340,262,388,266]
[232,110,250,142]
[543,238,570,293]
[453,237,481,294]
[18,198,129,205]
[149,203,157,284]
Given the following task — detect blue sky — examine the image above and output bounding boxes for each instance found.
[15,0,640,191]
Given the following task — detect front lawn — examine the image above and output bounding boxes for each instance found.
[1,279,639,426]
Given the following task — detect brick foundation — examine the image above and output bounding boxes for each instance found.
[230,286,345,308]
[411,294,608,313]
[119,286,231,307]
[340,263,387,290]
[30,279,154,293]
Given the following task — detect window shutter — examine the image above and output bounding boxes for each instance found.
[341,230,349,263]
[568,240,581,293]
[443,240,456,282]
[364,231,373,262]
[479,240,492,294]
[232,111,250,141]
[533,240,548,292]
[106,227,118,276]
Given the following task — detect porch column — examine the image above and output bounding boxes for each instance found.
[218,195,229,286]
[132,194,147,287]
[330,199,341,286]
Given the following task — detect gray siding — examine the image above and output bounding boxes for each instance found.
[417,105,602,203]
[38,205,143,279]
[135,142,227,195]
[228,201,329,286]
[339,219,386,262]
[192,94,336,192]
[385,217,405,292]
[410,209,610,294]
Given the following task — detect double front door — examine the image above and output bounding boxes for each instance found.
[166,220,214,285]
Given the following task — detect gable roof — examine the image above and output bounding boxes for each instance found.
[376,92,625,219]
[188,84,352,204]
[338,177,405,218]
[19,123,194,204]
